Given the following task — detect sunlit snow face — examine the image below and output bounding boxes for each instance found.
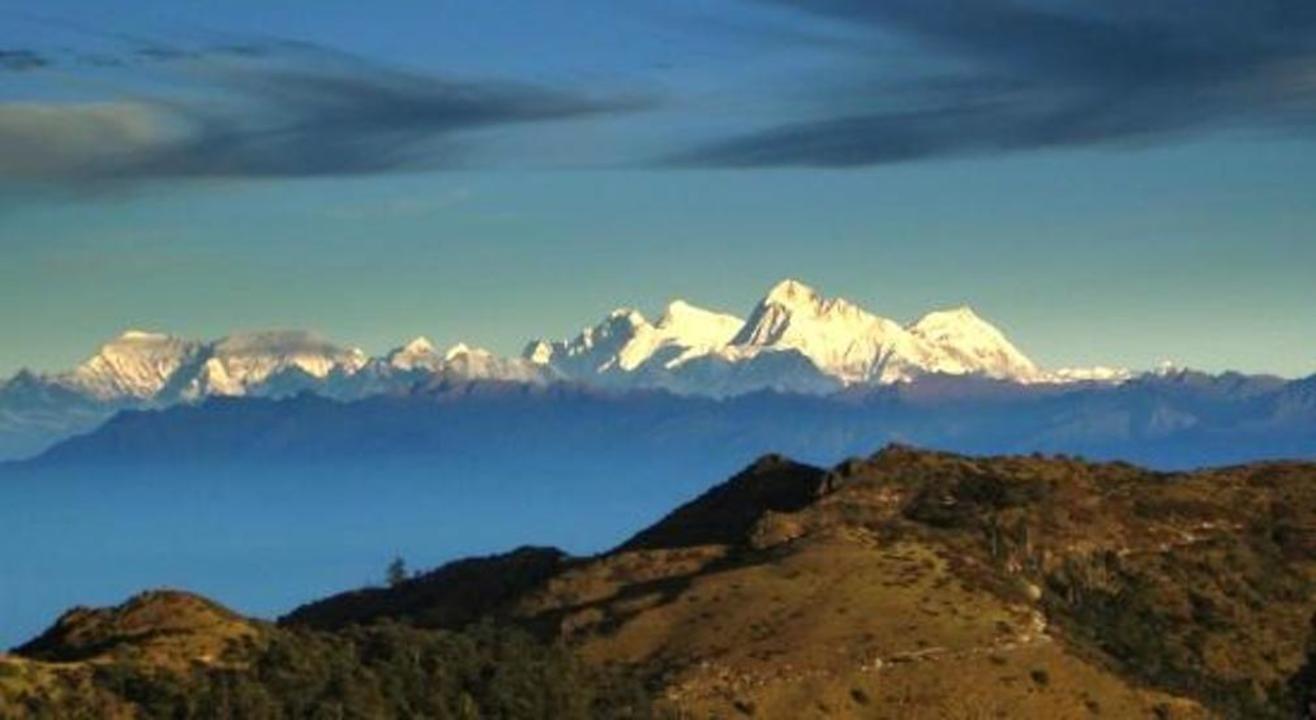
[35,278,1092,412]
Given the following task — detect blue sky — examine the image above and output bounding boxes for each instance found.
[2,0,1315,377]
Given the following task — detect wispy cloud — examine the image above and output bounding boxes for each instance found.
[0,49,50,72]
[0,41,646,187]
[673,0,1316,167]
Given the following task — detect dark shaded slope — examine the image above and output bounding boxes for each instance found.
[617,454,828,552]
[282,546,568,632]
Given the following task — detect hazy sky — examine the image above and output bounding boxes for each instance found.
[2,0,1314,378]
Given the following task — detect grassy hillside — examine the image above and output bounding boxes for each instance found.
[6,446,1316,718]
[0,591,653,719]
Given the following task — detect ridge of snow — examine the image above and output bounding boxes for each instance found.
[16,278,1130,404]
[908,306,1041,381]
[387,336,442,371]
[761,278,822,310]
[54,328,375,403]
[1047,366,1133,383]
[525,299,743,378]
[726,281,933,384]
[400,336,436,354]
[179,331,368,399]
[523,340,555,366]
[61,330,204,400]
[441,342,553,384]
[524,279,1052,393]
[444,342,483,361]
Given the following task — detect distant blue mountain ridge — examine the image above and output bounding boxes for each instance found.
[16,369,1315,472]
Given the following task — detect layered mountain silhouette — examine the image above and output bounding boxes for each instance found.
[0,279,1155,460]
[6,448,1316,718]
[19,367,1315,471]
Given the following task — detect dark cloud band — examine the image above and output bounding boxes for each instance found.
[0,42,645,185]
[675,0,1316,167]
[0,49,49,72]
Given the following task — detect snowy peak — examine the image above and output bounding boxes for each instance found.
[731,279,885,350]
[1048,366,1132,383]
[909,305,984,335]
[908,306,1041,380]
[762,278,823,310]
[11,279,1123,413]
[63,330,204,400]
[180,331,368,399]
[656,300,741,338]
[54,328,374,403]
[652,301,743,354]
[728,280,917,384]
[212,330,366,378]
[400,336,437,356]
[526,299,743,381]
[530,307,652,375]
[616,300,742,372]
[406,337,436,352]
[523,279,1054,392]
[387,337,442,371]
[607,308,648,328]
[523,340,555,366]
[440,342,553,384]
[443,342,477,362]
[762,278,867,319]
[209,330,361,362]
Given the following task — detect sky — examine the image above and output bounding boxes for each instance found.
[2,0,1315,378]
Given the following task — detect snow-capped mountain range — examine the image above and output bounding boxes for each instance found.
[15,278,1123,404]
[49,329,554,406]
[522,279,1108,394]
[0,278,1139,458]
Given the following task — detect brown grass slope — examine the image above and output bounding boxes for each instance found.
[1,591,268,719]
[288,446,1316,718]
[7,447,1316,719]
[15,590,262,667]
[2,589,652,719]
